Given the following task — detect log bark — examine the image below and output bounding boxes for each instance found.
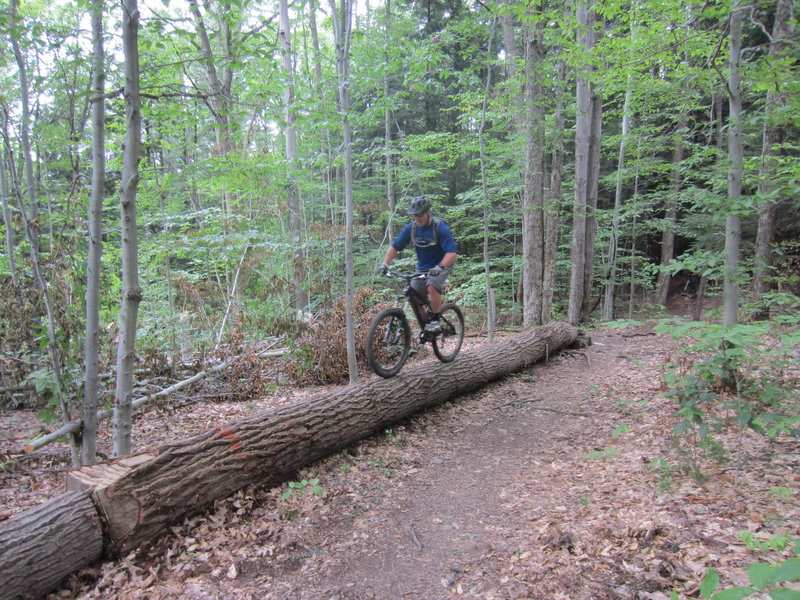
[0,492,103,600]
[2,324,582,598]
[75,323,582,555]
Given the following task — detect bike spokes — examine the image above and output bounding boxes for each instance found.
[432,303,464,363]
[367,308,411,378]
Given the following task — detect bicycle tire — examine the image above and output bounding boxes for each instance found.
[366,307,411,378]
[432,303,464,363]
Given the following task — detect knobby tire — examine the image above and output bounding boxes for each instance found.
[366,307,411,378]
[432,303,464,363]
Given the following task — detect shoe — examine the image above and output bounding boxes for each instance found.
[424,320,442,334]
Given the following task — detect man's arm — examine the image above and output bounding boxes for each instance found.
[439,251,457,269]
[383,246,399,266]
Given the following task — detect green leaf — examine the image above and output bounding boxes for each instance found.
[701,568,721,598]
[772,558,800,584]
[612,424,630,437]
[712,587,756,600]
[748,562,775,590]
[770,589,800,600]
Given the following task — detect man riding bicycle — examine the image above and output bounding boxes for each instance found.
[380,196,458,334]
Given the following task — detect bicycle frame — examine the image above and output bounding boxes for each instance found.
[392,271,437,342]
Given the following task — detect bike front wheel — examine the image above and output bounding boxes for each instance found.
[366,307,411,378]
[432,303,464,363]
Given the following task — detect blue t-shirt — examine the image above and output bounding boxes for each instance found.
[391,217,458,271]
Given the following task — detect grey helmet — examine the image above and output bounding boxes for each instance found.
[406,195,431,215]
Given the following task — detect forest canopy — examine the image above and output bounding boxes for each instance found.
[0,0,798,460]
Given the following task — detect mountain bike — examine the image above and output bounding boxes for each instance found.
[366,269,465,378]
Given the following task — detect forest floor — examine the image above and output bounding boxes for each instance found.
[1,306,799,600]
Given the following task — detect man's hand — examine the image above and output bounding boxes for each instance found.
[428,264,444,277]
[378,264,390,276]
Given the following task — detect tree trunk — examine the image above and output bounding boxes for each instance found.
[9,0,39,233]
[656,113,686,308]
[279,0,306,315]
[384,0,395,241]
[0,113,15,282]
[330,0,358,383]
[522,14,546,328]
[580,63,602,323]
[604,81,632,321]
[479,19,498,341]
[567,1,593,325]
[72,322,583,556]
[113,0,143,456]
[542,58,567,324]
[82,0,106,466]
[723,4,743,328]
[10,0,80,466]
[0,492,104,600]
[3,325,583,597]
[752,0,794,317]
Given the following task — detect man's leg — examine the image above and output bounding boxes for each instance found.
[428,285,442,315]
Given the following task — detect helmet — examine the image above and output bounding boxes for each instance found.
[406,195,431,215]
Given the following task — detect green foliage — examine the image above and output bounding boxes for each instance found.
[280,478,325,501]
[656,317,799,483]
[585,447,618,460]
[698,554,800,600]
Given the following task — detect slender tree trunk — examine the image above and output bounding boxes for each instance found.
[383,0,395,241]
[82,0,106,466]
[656,112,687,307]
[9,0,39,234]
[0,113,15,282]
[329,0,357,383]
[542,58,567,324]
[10,0,80,465]
[113,0,143,456]
[581,67,602,323]
[279,0,306,315]
[479,19,498,341]
[604,81,632,321]
[723,4,743,328]
[752,0,794,317]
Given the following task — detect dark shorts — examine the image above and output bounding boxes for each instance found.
[411,267,452,300]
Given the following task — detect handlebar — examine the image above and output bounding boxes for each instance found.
[383,269,427,281]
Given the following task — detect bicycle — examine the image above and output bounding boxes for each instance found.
[366,269,465,378]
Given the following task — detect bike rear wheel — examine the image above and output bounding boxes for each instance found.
[432,303,464,363]
[366,307,411,378]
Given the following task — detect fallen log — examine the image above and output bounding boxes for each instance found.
[0,492,103,600]
[0,323,583,599]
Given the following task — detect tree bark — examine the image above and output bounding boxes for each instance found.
[73,323,581,556]
[0,492,103,600]
[656,112,686,308]
[82,0,106,466]
[479,19,498,341]
[522,15,546,328]
[279,0,306,314]
[604,81,632,321]
[723,4,743,328]
[113,0,143,456]
[0,116,14,282]
[752,0,794,316]
[329,0,358,383]
[567,1,593,325]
